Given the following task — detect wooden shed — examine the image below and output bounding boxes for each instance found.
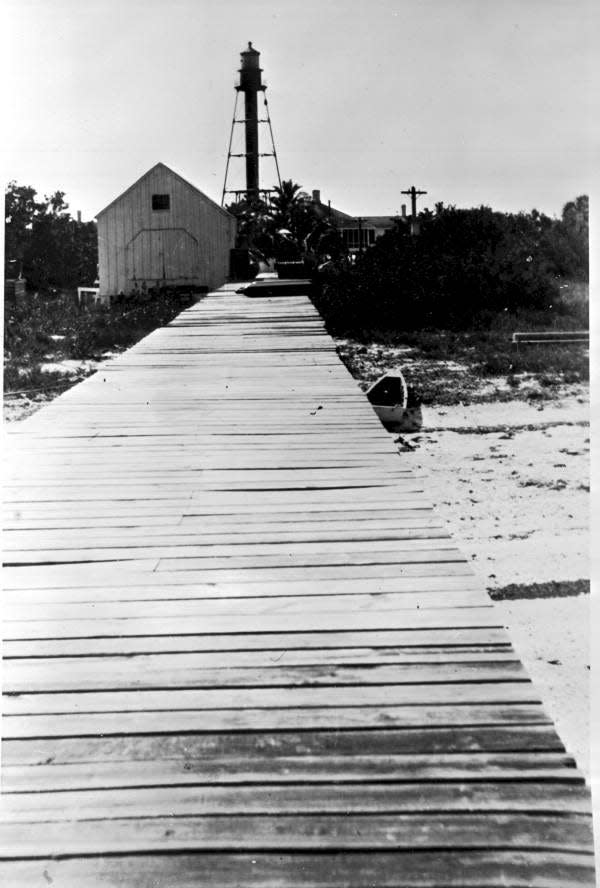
[96,163,236,298]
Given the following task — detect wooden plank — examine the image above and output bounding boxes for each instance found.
[2,287,593,885]
[2,562,477,591]
[3,507,441,532]
[3,525,450,551]
[1,726,570,766]
[2,780,591,821]
[148,550,467,574]
[5,475,429,496]
[3,660,526,693]
[3,704,552,740]
[3,564,479,597]
[2,605,500,639]
[3,645,519,677]
[3,626,511,658]
[0,813,593,856]
[2,751,581,793]
[5,493,438,516]
[3,589,487,620]
[5,539,463,567]
[1,574,484,603]
[3,851,593,888]
[4,643,518,674]
[3,682,538,717]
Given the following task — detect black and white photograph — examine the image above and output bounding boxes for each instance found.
[2,0,596,884]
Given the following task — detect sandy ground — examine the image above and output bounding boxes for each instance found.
[393,396,591,777]
[495,596,590,775]
[3,391,57,423]
[336,338,589,406]
[3,351,123,423]
[402,399,589,590]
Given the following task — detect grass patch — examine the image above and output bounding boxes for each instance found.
[488,579,590,600]
[334,306,588,406]
[4,290,196,395]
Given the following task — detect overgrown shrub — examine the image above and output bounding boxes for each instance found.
[5,182,98,290]
[4,292,194,392]
[313,203,588,336]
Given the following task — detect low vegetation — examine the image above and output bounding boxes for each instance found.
[313,199,588,333]
[313,198,588,405]
[335,290,589,406]
[4,181,202,415]
[5,182,97,291]
[4,291,195,397]
[5,180,588,415]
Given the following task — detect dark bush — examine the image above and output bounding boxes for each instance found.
[312,203,588,337]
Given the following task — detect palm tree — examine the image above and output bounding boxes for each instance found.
[269,180,319,252]
[269,180,303,228]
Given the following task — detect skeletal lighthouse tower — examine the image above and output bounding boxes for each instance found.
[239,43,262,201]
[222,43,281,206]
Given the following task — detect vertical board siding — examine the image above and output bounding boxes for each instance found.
[97,163,236,296]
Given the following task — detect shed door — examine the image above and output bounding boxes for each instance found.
[126,228,201,284]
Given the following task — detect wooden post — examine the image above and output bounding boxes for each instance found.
[401,186,427,235]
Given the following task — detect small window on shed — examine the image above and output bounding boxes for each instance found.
[152,194,170,211]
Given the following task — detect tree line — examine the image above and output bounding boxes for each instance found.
[312,197,588,334]
[227,179,345,268]
[5,179,588,334]
[5,182,98,292]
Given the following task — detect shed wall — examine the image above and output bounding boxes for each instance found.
[98,167,236,296]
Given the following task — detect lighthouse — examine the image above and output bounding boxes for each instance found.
[222,43,281,206]
[237,42,263,202]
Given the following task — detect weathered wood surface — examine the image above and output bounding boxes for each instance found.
[2,285,594,886]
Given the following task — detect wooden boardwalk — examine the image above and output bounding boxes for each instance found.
[1,287,594,886]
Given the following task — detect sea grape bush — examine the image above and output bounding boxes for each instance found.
[5,182,98,291]
[313,201,588,335]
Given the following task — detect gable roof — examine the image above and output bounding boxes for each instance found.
[358,215,402,229]
[96,162,234,220]
[328,206,356,224]
[333,213,399,229]
[315,201,398,229]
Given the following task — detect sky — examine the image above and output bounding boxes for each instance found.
[1,0,597,222]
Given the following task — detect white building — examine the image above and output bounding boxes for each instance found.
[311,189,403,254]
[96,163,236,298]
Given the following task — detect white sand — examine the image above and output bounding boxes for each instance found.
[404,401,589,590]
[495,596,590,776]
[396,396,591,776]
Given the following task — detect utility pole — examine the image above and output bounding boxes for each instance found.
[401,186,427,235]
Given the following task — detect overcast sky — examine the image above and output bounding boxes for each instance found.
[2,0,596,221]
